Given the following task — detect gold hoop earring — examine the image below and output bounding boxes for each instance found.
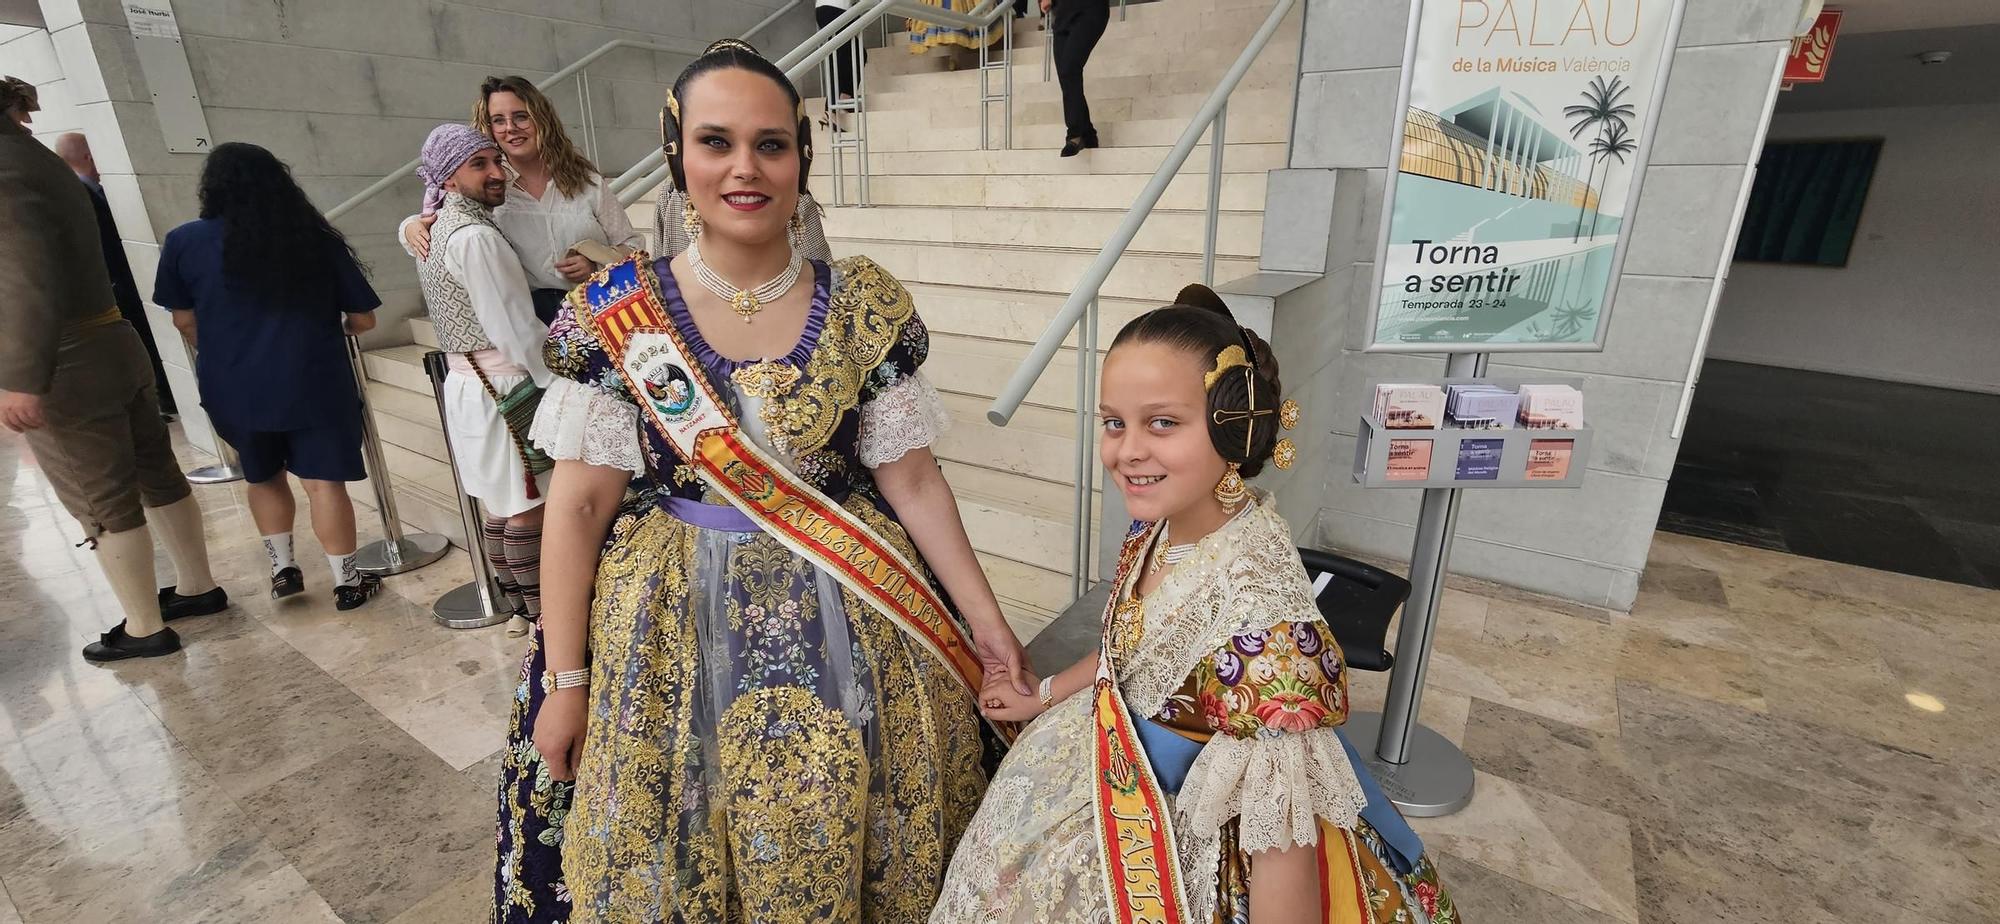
[683,199,702,239]
[1213,463,1248,510]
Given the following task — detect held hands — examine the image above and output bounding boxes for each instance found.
[532,687,587,782]
[970,615,1032,696]
[979,670,1047,723]
[403,214,437,259]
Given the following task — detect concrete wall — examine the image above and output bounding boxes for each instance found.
[1,0,819,450]
[1252,0,1800,611]
[1706,102,2000,395]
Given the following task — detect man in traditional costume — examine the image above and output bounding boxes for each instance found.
[411,123,552,628]
[1,79,227,662]
[55,132,178,417]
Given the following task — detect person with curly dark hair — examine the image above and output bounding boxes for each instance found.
[154,142,384,610]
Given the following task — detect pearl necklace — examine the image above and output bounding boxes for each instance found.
[1148,522,1199,574]
[687,239,803,323]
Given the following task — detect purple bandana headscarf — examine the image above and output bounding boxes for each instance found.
[416,122,499,216]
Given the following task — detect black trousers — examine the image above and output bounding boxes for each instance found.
[1052,0,1110,141]
[815,4,858,99]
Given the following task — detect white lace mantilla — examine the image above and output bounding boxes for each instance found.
[857,372,950,467]
[528,376,646,474]
[1118,496,1369,920]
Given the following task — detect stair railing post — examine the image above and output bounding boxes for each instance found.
[347,336,450,576]
[177,333,244,484]
[421,350,510,629]
[1203,101,1227,286]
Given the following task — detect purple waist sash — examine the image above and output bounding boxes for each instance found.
[658,496,760,532]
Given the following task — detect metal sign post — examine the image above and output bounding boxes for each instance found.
[1344,351,1483,817]
[346,338,449,576]
[421,350,509,629]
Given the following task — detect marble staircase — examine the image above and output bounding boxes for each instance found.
[355,0,1299,639]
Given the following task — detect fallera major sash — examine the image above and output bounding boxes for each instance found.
[576,255,988,704]
[1090,524,1192,924]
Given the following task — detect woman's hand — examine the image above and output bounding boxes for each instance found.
[533,687,588,781]
[971,614,1032,696]
[978,670,1045,723]
[403,213,437,259]
[555,253,597,283]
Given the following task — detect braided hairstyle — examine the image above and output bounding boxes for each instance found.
[1110,285,1286,477]
[659,38,814,195]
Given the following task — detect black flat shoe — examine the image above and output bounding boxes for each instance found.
[271,566,305,600]
[333,573,382,612]
[1059,134,1100,157]
[83,622,181,662]
[160,585,229,621]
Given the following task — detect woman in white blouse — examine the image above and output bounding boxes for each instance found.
[401,75,644,325]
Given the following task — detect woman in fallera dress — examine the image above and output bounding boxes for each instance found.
[520,39,1029,924]
[933,286,1462,923]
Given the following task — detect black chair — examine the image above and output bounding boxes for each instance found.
[1297,547,1410,673]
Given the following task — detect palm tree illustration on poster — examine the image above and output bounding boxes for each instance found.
[1367,0,1688,353]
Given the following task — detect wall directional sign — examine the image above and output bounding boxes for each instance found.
[123,0,214,154]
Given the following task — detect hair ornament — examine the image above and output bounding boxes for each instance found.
[666,91,680,122]
[1203,344,1250,390]
[705,38,760,55]
[1272,438,1297,470]
[1278,398,1300,431]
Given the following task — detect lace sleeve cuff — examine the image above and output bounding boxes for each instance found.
[528,377,646,474]
[857,372,951,468]
[1175,727,1368,854]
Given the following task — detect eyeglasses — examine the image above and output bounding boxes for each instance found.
[488,113,534,130]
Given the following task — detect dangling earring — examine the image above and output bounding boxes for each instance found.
[788,212,806,253]
[683,199,703,239]
[1214,463,1248,510]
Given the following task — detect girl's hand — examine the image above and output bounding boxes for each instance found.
[404,214,437,259]
[978,670,1046,723]
[555,253,596,283]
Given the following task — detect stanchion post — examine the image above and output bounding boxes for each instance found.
[177,333,245,485]
[347,337,451,575]
[1344,351,1481,817]
[421,350,510,629]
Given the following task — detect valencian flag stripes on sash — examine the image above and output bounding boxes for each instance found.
[576,255,992,710]
[1090,527,1192,924]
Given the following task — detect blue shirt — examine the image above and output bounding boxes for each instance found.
[154,218,378,432]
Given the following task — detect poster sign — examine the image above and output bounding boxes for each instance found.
[1366,0,1689,352]
[1782,9,1842,86]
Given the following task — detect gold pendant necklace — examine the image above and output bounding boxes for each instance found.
[730,359,804,454]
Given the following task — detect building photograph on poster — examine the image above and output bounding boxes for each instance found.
[1369,0,1689,351]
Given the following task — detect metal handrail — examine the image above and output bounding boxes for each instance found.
[984,0,1296,599]
[613,0,1013,207]
[325,0,807,223]
[986,0,1295,427]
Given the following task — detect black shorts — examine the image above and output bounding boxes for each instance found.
[215,419,367,484]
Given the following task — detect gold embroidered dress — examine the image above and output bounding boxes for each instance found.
[931,495,1461,923]
[532,256,987,923]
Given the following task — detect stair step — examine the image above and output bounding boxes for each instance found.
[929,332,1089,413]
[902,280,1157,346]
[852,85,1292,137]
[845,238,1257,302]
[859,66,1293,115]
[362,344,434,396]
[871,0,1298,79]
[811,169,1266,213]
[821,204,1262,257]
[807,141,1287,178]
[856,108,1291,153]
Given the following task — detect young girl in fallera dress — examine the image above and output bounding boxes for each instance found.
[932,286,1461,924]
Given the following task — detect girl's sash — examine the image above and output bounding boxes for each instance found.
[1090,525,1192,924]
[576,256,986,702]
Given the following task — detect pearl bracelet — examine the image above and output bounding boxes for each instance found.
[1038,675,1055,709]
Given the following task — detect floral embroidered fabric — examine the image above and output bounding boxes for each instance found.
[536,255,989,923]
[930,495,1458,924]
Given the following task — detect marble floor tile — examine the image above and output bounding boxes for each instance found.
[1431,853,1624,924]
[0,884,19,924]
[237,722,493,924]
[1476,598,1628,667]
[385,663,517,771]
[1346,669,1473,747]
[1409,771,1638,923]
[385,870,490,924]
[1423,642,1622,734]
[1612,628,1765,712]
